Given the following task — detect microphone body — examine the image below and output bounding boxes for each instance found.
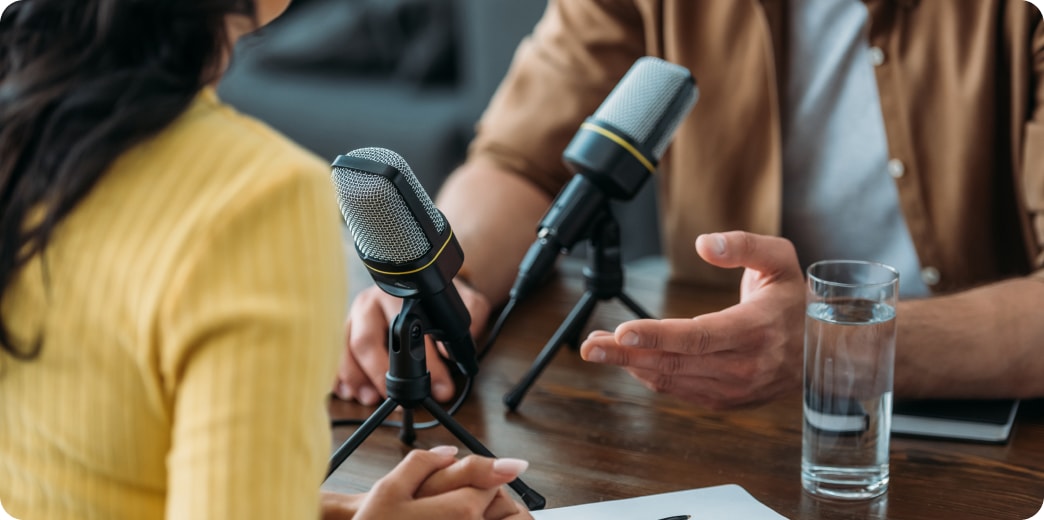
[331,148,478,376]
[510,57,699,300]
[329,150,547,512]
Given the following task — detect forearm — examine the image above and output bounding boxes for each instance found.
[894,276,1044,398]
[436,159,551,305]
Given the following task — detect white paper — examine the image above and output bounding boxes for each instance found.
[532,484,787,520]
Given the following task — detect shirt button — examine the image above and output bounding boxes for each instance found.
[869,47,886,66]
[887,158,905,178]
[921,266,941,286]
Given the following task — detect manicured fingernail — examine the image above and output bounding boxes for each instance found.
[586,347,606,362]
[712,233,726,256]
[429,445,459,457]
[620,331,639,346]
[358,386,379,406]
[337,383,351,400]
[492,458,529,476]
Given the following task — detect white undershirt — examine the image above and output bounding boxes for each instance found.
[782,0,929,298]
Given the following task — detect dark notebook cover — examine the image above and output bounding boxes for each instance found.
[891,399,1020,443]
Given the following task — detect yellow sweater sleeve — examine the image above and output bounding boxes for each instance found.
[157,161,346,519]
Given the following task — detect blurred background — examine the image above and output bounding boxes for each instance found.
[219,0,662,262]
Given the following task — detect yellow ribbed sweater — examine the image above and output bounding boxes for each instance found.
[0,88,347,519]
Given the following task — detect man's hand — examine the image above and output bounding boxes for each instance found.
[333,279,493,404]
[580,231,806,409]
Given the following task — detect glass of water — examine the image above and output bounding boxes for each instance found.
[801,260,898,500]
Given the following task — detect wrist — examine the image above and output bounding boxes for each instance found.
[320,491,363,520]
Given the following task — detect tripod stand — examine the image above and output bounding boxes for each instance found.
[503,208,653,411]
[327,298,546,511]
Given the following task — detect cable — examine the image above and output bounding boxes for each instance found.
[329,295,518,430]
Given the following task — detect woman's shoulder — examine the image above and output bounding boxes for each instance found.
[99,87,340,264]
[112,87,333,216]
[176,87,327,174]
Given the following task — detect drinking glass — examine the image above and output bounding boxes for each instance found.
[801,260,898,500]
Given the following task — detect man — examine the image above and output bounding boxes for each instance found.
[335,0,1044,409]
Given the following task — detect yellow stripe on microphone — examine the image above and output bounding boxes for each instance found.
[580,122,655,173]
[365,229,456,276]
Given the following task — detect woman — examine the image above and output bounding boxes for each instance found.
[0,1,531,518]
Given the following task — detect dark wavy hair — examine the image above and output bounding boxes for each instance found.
[0,0,257,358]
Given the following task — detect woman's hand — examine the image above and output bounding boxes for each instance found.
[321,446,531,520]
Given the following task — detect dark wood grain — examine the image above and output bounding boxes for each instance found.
[325,258,1044,519]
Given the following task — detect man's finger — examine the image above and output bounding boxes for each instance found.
[427,337,457,402]
[580,334,709,376]
[622,367,749,409]
[334,335,369,402]
[598,305,773,356]
[347,295,393,402]
[696,232,801,280]
[625,360,792,409]
[624,366,728,406]
[456,279,493,338]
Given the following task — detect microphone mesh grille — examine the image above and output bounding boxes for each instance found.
[592,56,697,159]
[331,147,447,264]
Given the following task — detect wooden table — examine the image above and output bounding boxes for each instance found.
[325,259,1044,519]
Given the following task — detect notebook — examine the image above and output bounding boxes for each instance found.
[531,484,786,520]
[890,399,1020,443]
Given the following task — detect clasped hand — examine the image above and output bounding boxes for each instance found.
[322,446,532,519]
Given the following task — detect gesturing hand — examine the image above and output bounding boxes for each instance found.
[580,231,806,409]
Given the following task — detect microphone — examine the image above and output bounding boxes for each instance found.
[509,56,698,301]
[330,147,478,377]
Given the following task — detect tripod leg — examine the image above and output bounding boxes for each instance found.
[327,397,400,479]
[561,299,597,350]
[504,291,599,411]
[617,292,654,319]
[420,398,547,511]
[399,408,416,445]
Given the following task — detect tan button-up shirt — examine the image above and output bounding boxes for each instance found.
[469,0,1044,292]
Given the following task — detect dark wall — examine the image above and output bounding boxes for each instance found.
[219,0,662,261]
